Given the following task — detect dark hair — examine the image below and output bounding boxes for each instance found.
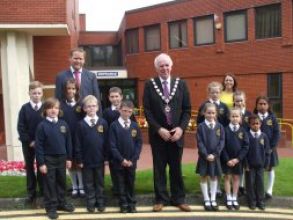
[42,97,60,117]
[222,73,238,92]
[203,102,218,115]
[248,114,261,124]
[70,48,86,58]
[253,95,272,114]
[63,78,80,101]
[29,81,43,90]
[109,87,122,95]
[120,100,134,109]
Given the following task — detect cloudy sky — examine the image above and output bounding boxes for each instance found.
[79,0,174,31]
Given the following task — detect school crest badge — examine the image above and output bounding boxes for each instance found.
[244,116,249,123]
[216,128,221,137]
[238,132,243,139]
[60,126,66,133]
[97,125,103,133]
[260,138,264,145]
[59,110,64,117]
[219,108,224,115]
[266,119,273,126]
[131,129,137,137]
[75,106,81,113]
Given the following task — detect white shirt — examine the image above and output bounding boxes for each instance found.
[209,99,220,105]
[229,123,240,132]
[111,105,119,111]
[250,129,261,138]
[258,112,268,120]
[46,117,58,123]
[205,119,215,129]
[84,115,99,126]
[118,116,131,128]
[66,99,76,107]
[30,101,42,110]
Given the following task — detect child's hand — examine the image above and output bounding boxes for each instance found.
[227,160,234,167]
[39,165,47,174]
[29,141,35,148]
[78,163,83,168]
[128,160,133,167]
[231,158,239,165]
[121,159,129,167]
[66,160,72,169]
[207,154,215,162]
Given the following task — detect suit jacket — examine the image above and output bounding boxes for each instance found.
[143,77,191,147]
[55,69,101,102]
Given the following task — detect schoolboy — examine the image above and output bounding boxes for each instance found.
[17,81,44,204]
[197,81,229,127]
[35,98,74,220]
[245,114,270,210]
[109,100,142,213]
[75,95,108,213]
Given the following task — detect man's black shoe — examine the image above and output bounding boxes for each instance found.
[120,206,128,213]
[47,210,58,219]
[128,206,137,213]
[57,203,74,212]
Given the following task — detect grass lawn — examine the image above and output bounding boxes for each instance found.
[0,158,292,198]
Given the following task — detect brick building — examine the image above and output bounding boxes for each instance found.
[0,0,292,160]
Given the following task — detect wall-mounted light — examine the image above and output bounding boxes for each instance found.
[214,14,222,30]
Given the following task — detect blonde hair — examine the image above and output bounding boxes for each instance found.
[207,81,223,92]
[29,81,43,90]
[82,95,98,107]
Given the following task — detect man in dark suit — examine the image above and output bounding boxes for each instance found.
[143,53,191,212]
[55,48,101,113]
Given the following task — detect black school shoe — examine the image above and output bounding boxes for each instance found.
[204,200,212,211]
[87,206,95,213]
[47,210,58,220]
[232,200,240,210]
[238,187,246,197]
[57,203,75,212]
[265,192,272,200]
[211,201,219,211]
[120,206,128,213]
[226,200,233,210]
[128,206,137,213]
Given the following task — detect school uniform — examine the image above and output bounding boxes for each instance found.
[196,120,225,177]
[241,109,252,132]
[221,124,249,175]
[17,101,43,200]
[35,118,72,213]
[109,117,142,210]
[75,115,108,210]
[197,100,229,127]
[245,130,270,208]
[258,112,280,167]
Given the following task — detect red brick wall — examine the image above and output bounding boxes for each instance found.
[0,0,67,23]
[79,14,86,32]
[79,32,118,45]
[119,0,293,119]
[33,36,71,84]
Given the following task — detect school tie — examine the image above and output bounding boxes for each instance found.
[74,71,81,88]
[34,104,38,111]
[90,119,95,127]
[255,132,258,138]
[209,123,213,129]
[162,81,172,125]
[233,125,237,132]
[262,115,265,121]
[124,121,129,129]
[52,119,57,124]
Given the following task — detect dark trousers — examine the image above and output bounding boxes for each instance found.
[22,143,43,198]
[115,165,136,208]
[42,155,67,212]
[109,161,119,195]
[245,167,265,206]
[151,142,185,205]
[82,165,104,208]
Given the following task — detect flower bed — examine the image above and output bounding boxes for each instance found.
[0,160,26,176]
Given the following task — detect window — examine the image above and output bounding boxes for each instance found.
[224,10,247,42]
[194,15,215,45]
[82,45,122,67]
[169,20,187,49]
[267,73,282,117]
[126,29,139,54]
[255,4,281,39]
[144,25,161,51]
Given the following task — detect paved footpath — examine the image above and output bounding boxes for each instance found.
[1,206,293,220]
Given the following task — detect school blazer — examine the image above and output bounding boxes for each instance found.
[143,76,191,147]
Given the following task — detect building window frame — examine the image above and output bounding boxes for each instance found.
[144,24,161,52]
[125,28,139,54]
[255,4,281,39]
[224,10,248,43]
[168,19,188,49]
[194,14,215,46]
[267,73,282,117]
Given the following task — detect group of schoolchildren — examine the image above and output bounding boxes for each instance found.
[17,78,280,219]
[17,80,142,219]
[196,81,280,212]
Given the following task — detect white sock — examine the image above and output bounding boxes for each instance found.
[200,182,210,201]
[267,170,275,195]
[226,193,232,201]
[232,194,238,201]
[77,170,84,189]
[210,179,218,201]
[69,170,78,190]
